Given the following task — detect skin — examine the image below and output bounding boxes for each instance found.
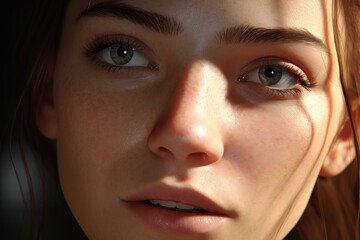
[38,0,351,239]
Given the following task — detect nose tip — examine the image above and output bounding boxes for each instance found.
[148,120,224,166]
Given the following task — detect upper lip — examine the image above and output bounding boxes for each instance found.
[123,183,231,216]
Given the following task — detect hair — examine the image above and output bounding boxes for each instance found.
[6,0,360,239]
[286,0,360,239]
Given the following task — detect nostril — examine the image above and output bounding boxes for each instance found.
[155,148,211,165]
[157,147,173,158]
[188,152,210,164]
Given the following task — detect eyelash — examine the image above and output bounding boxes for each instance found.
[84,35,157,73]
[239,60,316,98]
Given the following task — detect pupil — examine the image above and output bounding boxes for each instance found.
[117,47,129,57]
[265,68,276,78]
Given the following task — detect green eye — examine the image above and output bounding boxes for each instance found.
[258,66,283,86]
[100,44,149,67]
[244,64,297,89]
[110,45,134,65]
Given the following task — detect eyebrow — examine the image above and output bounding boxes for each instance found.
[78,2,327,52]
[217,25,328,52]
[78,1,183,35]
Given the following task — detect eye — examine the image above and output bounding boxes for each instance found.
[99,44,149,67]
[237,59,316,97]
[245,65,297,89]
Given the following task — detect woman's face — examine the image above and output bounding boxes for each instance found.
[42,0,345,239]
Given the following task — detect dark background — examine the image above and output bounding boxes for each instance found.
[1,2,15,130]
[0,2,87,239]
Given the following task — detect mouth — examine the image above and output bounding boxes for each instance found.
[122,184,231,235]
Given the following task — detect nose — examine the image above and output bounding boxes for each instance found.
[148,61,225,167]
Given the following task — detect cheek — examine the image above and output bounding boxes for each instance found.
[55,87,150,166]
[53,75,158,221]
[222,92,329,218]
[228,102,313,182]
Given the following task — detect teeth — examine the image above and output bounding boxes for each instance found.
[149,200,200,210]
[150,200,177,208]
[176,202,196,210]
[149,200,161,205]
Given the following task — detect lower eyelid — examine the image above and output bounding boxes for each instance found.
[266,88,302,97]
[98,57,157,72]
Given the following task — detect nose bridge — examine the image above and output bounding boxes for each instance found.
[148,60,225,166]
[172,60,222,119]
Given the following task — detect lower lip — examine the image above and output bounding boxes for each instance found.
[123,201,228,235]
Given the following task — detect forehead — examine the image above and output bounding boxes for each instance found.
[65,0,328,40]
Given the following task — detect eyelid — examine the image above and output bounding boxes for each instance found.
[85,34,148,55]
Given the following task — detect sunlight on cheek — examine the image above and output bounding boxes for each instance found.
[222,99,313,200]
[301,91,331,167]
[259,104,313,183]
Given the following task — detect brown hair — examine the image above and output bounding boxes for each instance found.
[286,0,360,239]
[8,0,360,239]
